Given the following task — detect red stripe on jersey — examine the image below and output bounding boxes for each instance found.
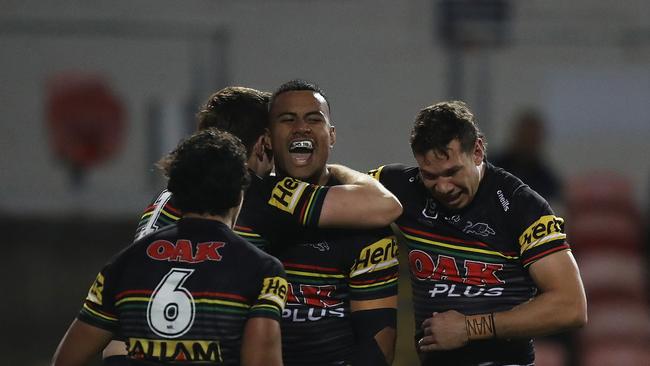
[234,225,254,232]
[115,290,153,300]
[163,203,181,215]
[400,225,519,256]
[522,243,570,266]
[349,273,398,285]
[283,262,340,273]
[191,291,248,301]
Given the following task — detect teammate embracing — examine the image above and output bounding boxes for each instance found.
[369,101,587,366]
[130,85,401,366]
[52,129,287,366]
[263,80,399,366]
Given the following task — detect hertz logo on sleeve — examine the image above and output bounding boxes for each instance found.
[259,276,289,309]
[86,272,105,305]
[268,177,309,214]
[351,237,399,277]
[518,215,566,253]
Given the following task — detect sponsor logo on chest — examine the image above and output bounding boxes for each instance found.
[408,250,505,298]
[283,283,345,321]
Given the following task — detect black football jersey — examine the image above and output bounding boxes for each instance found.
[257,176,399,366]
[135,173,330,249]
[79,218,288,365]
[370,162,569,366]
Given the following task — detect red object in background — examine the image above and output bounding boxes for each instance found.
[47,73,126,169]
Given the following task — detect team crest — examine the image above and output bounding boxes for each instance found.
[463,221,496,237]
[422,198,439,219]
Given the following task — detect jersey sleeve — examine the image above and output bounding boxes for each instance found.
[250,176,331,234]
[348,229,400,301]
[250,256,289,321]
[368,164,409,197]
[77,262,120,333]
[510,187,570,267]
[134,189,181,241]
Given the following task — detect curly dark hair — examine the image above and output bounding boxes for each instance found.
[197,86,270,156]
[410,100,486,158]
[161,129,251,216]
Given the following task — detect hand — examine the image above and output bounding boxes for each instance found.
[418,310,468,351]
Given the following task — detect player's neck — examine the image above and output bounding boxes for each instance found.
[183,212,235,228]
[247,156,272,178]
[276,166,330,185]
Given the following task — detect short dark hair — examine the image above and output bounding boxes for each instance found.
[197,86,270,156]
[161,129,251,216]
[410,100,485,157]
[269,79,331,113]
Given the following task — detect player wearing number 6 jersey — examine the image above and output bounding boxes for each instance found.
[52,129,287,366]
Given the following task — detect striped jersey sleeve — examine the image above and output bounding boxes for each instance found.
[77,264,119,333]
[511,187,570,267]
[348,231,399,301]
[262,176,330,228]
[250,257,288,321]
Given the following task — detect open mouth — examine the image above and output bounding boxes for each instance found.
[288,139,314,165]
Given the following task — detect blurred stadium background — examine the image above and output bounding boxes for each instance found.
[1,1,648,365]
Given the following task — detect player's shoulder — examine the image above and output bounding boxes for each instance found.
[231,229,284,269]
[490,163,548,205]
[486,162,555,227]
[368,163,419,194]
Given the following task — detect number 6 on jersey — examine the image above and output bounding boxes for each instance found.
[147,268,196,338]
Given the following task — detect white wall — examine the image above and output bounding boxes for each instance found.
[1,0,649,215]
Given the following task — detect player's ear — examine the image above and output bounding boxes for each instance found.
[253,134,266,161]
[473,138,485,165]
[262,129,272,151]
[329,125,336,148]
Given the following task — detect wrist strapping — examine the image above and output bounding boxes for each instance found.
[465,313,496,341]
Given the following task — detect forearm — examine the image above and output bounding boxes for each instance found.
[470,253,587,340]
[350,299,397,365]
[241,318,283,366]
[51,319,113,366]
[487,289,586,339]
[321,164,402,227]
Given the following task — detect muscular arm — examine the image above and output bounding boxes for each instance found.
[492,250,587,337]
[241,317,283,366]
[321,164,402,228]
[51,319,114,366]
[350,296,398,365]
[420,250,587,351]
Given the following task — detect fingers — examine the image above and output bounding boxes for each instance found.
[420,312,438,329]
[418,336,441,352]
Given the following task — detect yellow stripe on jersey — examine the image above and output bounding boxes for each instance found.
[349,277,398,289]
[251,303,283,312]
[285,270,346,279]
[301,188,319,226]
[402,232,519,260]
[82,303,117,322]
[115,296,251,309]
[234,230,262,238]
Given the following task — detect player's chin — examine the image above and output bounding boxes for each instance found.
[284,165,317,181]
